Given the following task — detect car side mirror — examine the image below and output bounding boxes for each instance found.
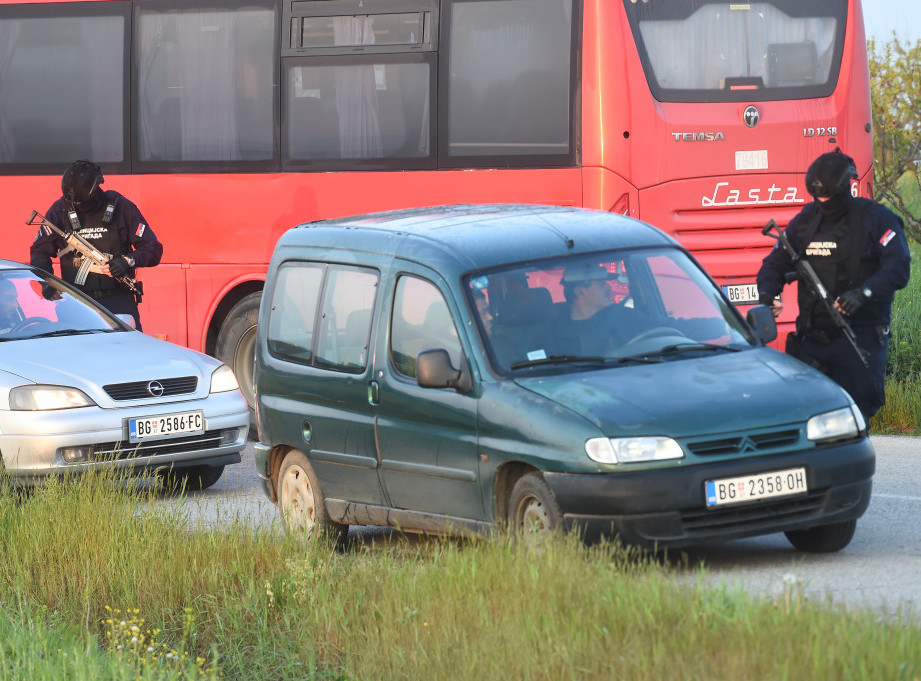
[416,349,472,394]
[746,304,777,344]
[116,313,137,329]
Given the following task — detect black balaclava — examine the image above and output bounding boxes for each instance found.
[61,160,106,213]
[805,150,857,220]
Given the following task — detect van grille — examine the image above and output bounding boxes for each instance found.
[103,377,199,401]
[686,429,801,456]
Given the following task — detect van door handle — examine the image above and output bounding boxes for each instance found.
[368,380,379,405]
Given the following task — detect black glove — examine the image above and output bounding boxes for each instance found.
[837,288,869,315]
[758,292,776,307]
[41,283,61,301]
[107,256,131,278]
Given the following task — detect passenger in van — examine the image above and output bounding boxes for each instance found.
[472,288,493,335]
[0,278,22,333]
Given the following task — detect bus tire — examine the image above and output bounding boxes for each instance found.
[215,291,261,435]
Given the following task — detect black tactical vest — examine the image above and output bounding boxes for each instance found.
[59,201,125,293]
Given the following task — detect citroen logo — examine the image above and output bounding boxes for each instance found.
[743,105,760,128]
[740,438,758,453]
[147,381,165,397]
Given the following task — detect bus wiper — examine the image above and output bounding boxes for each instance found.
[509,354,662,370]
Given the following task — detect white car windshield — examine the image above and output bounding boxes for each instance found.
[467,247,757,372]
[0,269,130,341]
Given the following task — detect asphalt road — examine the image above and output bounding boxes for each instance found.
[164,434,921,616]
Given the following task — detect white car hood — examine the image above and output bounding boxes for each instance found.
[0,331,220,405]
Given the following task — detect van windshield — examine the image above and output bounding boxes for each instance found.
[466,247,757,373]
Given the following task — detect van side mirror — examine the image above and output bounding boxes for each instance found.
[746,304,777,344]
[416,349,472,394]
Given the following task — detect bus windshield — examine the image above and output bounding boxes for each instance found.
[624,0,847,102]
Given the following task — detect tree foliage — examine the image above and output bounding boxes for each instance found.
[868,36,921,241]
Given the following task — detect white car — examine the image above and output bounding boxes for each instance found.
[0,260,249,489]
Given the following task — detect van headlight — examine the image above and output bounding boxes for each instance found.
[806,404,865,442]
[210,365,240,393]
[9,385,95,410]
[585,436,684,464]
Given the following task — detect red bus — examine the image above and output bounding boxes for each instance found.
[0,0,872,412]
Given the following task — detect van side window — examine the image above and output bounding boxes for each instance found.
[267,262,378,373]
[266,263,324,365]
[314,266,378,372]
[390,276,461,379]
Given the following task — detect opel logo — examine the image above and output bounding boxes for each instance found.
[743,105,760,128]
[147,380,165,397]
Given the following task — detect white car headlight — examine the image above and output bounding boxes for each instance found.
[807,405,863,442]
[210,364,241,393]
[585,436,684,464]
[9,385,95,410]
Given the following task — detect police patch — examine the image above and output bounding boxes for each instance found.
[136,223,146,237]
[880,229,896,247]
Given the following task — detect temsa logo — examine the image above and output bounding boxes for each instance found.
[701,182,806,207]
[672,132,726,142]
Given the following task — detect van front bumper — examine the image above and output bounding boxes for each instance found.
[543,437,875,550]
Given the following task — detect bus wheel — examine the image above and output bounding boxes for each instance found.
[215,291,261,429]
[508,472,562,548]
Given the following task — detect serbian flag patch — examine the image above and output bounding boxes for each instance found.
[880,229,896,247]
[136,223,147,237]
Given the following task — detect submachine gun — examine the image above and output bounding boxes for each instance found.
[26,210,143,301]
[761,218,867,367]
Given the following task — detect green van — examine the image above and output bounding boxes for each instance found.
[254,205,874,552]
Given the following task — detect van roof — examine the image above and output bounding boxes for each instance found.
[275,204,679,273]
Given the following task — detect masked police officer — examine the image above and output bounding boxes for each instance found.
[756,150,911,421]
[30,160,163,330]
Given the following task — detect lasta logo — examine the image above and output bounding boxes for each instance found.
[702,182,806,208]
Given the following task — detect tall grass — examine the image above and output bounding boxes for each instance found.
[874,174,921,432]
[0,470,918,680]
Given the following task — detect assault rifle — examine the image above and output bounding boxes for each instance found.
[26,210,143,300]
[761,218,867,367]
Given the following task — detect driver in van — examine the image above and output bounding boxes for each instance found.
[553,263,637,355]
[0,278,22,333]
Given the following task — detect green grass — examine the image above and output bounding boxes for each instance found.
[873,180,921,433]
[0,471,918,681]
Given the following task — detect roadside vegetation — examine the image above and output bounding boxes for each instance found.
[868,36,920,241]
[873,170,921,433]
[0,471,918,681]
[867,36,921,433]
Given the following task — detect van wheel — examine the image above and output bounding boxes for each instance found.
[158,465,225,492]
[784,519,857,553]
[215,291,261,434]
[508,472,562,547]
[278,450,347,546]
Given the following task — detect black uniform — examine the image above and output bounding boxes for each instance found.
[30,190,163,330]
[757,194,910,420]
